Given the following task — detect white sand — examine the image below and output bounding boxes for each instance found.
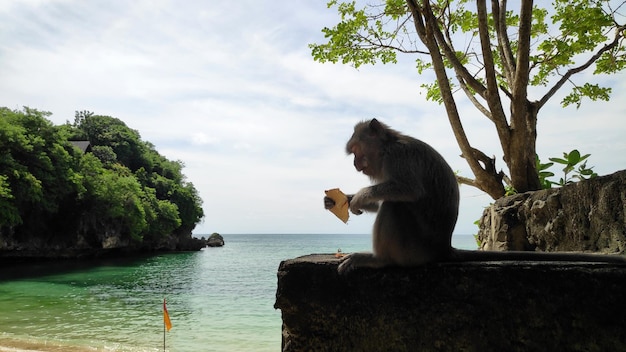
[0,338,98,352]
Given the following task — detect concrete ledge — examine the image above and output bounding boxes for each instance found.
[274,254,626,352]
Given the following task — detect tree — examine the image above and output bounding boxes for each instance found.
[311,0,625,199]
[73,112,149,171]
[77,155,148,241]
[0,107,81,231]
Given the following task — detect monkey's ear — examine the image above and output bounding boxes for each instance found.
[368,118,387,138]
[369,118,382,131]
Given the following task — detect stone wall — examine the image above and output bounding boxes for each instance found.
[477,170,626,253]
[275,254,626,352]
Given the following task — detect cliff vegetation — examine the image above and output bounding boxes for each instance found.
[0,107,205,260]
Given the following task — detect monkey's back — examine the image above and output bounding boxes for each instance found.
[381,135,460,242]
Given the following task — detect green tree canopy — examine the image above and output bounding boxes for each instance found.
[0,107,81,231]
[0,107,204,249]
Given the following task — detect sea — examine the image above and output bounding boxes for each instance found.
[0,234,478,352]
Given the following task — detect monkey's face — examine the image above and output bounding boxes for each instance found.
[347,135,381,178]
[349,143,370,175]
[346,119,385,179]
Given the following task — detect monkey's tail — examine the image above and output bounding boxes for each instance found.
[450,248,626,264]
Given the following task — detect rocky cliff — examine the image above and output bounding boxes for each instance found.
[0,220,206,263]
[477,170,626,253]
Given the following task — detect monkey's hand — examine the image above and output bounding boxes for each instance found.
[324,194,353,209]
[350,189,375,215]
[324,189,352,223]
[323,196,335,210]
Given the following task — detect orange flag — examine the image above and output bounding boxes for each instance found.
[163,298,172,331]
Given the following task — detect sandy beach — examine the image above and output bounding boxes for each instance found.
[0,338,99,352]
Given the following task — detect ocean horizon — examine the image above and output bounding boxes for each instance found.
[0,233,478,351]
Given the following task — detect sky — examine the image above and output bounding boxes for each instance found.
[1,1,625,238]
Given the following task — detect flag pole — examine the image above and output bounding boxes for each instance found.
[163,298,166,352]
[163,297,172,351]
[163,314,166,352]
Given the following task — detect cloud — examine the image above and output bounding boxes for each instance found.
[1,0,624,237]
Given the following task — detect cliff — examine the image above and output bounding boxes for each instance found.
[275,254,626,352]
[0,222,206,263]
[477,170,626,253]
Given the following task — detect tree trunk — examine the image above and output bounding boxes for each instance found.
[506,0,541,193]
[507,100,541,193]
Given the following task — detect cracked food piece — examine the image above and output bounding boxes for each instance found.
[325,188,349,223]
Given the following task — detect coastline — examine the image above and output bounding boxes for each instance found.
[0,337,99,352]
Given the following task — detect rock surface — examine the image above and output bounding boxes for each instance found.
[477,170,626,253]
[0,224,206,263]
[206,233,225,247]
[275,254,626,352]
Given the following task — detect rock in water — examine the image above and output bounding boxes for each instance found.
[206,233,225,247]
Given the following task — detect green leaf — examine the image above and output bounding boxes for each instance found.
[579,169,594,176]
[579,153,590,163]
[567,149,581,165]
[420,82,444,104]
[538,162,554,171]
[562,84,612,109]
[549,157,568,165]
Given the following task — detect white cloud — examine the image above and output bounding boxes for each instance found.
[1,0,624,238]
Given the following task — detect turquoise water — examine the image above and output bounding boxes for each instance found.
[0,234,477,351]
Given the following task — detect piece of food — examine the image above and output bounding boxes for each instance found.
[325,188,349,223]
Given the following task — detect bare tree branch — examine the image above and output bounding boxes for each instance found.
[476,0,511,150]
[429,5,488,99]
[499,84,512,100]
[492,0,516,86]
[463,147,499,177]
[456,175,477,188]
[458,76,493,121]
[357,32,430,55]
[510,0,533,125]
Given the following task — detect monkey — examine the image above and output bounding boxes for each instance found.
[324,118,626,274]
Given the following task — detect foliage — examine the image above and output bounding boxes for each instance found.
[472,218,482,248]
[77,155,148,241]
[0,107,204,248]
[545,150,597,187]
[534,150,597,190]
[0,107,81,229]
[311,0,625,199]
[536,155,556,190]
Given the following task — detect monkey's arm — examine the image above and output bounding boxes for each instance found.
[350,181,419,215]
[325,194,379,214]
